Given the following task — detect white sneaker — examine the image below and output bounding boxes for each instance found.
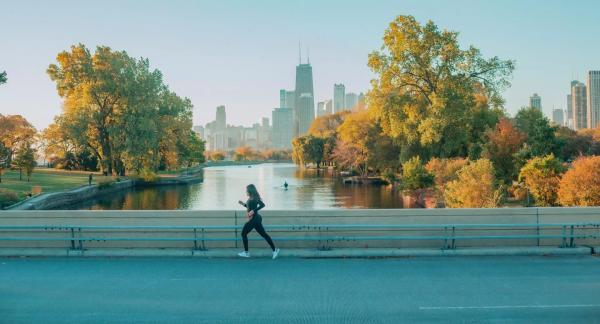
[272,248,280,259]
[238,251,250,258]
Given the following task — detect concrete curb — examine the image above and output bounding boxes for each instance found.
[0,246,593,258]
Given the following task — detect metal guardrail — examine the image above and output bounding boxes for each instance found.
[0,223,599,250]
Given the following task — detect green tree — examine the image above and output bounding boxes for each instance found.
[401,156,434,190]
[292,135,325,168]
[444,159,503,208]
[47,44,193,175]
[0,71,6,85]
[368,15,514,159]
[514,106,559,157]
[518,154,566,206]
[12,144,36,182]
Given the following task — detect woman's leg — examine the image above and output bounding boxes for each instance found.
[241,221,254,251]
[254,221,275,251]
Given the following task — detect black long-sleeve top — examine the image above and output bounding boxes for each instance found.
[242,198,265,216]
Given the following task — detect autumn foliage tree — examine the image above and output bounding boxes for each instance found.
[368,15,514,159]
[0,114,37,182]
[47,44,200,176]
[482,118,526,183]
[518,154,566,206]
[557,156,600,206]
[444,159,503,208]
[425,157,468,196]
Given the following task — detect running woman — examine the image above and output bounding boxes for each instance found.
[237,184,280,259]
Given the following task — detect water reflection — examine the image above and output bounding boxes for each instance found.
[61,163,405,210]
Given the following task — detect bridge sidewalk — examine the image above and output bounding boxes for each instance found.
[0,246,594,258]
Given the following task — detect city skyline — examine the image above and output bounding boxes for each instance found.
[1,0,600,130]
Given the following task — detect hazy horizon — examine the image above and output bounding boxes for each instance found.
[1,0,599,130]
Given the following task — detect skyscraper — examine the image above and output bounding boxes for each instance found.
[294,61,315,136]
[567,94,573,129]
[572,81,587,130]
[325,99,333,115]
[272,107,293,149]
[529,93,541,110]
[285,90,295,108]
[552,108,565,126]
[216,105,226,129]
[317,101,327,117]
[279,89,286,109]
[334,84,345,113]
[587,71,600,129]
[345,92,358,110]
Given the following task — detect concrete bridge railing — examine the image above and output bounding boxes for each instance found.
[0,208,599,250]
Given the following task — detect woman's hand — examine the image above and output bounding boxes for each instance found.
[247,210,255,218]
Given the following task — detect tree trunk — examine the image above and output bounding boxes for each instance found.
[19,168,22,181]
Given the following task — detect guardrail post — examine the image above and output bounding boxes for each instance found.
[193,228,198,250]
[561,225,567,248]
[201,228,206,250]
[70,228,75,249]
[443,226,449,250]
[451,226,456,249]
[234,211,238,249]
[569,225,575,248]
[77,227,83,250]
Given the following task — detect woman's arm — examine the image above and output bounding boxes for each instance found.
[254,199,265,213]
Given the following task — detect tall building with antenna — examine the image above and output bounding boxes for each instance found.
[294,44,315,136]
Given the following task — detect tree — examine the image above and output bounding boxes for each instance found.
[425,157,468,194]
[514,107,559,157]
[234,146,255,161]
[0,71,6,85]
[0,114,37,180]
[444,159,503,208]
[335,110,387,174]
[208,151,225,161]
[292,135,325,168]
[47,44,193,175]
[482,118,526,183]
[518,154,566,206]
[554,127,594,161]
[400,156,434,190]
[308,111,349,138]
[557,156,600,206]
[332,139,369,176]
[12,144,36,182]
[368,15,514,158]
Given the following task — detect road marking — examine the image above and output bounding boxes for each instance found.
[420,304,600,310]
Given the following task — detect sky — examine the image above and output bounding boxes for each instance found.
[1,0,599,130]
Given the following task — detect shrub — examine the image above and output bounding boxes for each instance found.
[0,189,20,208]
[425,157,468,193]
[401,156,434,190]
[557,156,600,206]
[444,159,503,208]
[137,168,159,183]
[518,154,566,206]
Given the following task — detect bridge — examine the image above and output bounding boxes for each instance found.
[1,208,600,322]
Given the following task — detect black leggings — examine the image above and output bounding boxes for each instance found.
[241,216,275,252]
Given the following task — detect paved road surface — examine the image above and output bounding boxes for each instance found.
[1,256,600,323]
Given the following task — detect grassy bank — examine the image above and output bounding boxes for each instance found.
[0,169,99,200]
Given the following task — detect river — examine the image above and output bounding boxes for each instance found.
[62,163,406,210]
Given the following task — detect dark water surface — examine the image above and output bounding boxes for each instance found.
[62,163,405,210]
